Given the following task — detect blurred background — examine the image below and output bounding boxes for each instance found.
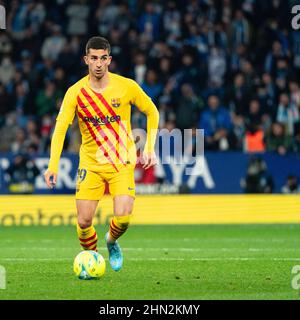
[0,0,300,197]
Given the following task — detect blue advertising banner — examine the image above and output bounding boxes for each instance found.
[0,152,299,194]
[159,152,300,194]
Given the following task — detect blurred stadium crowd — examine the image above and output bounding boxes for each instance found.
[0,0,300,157]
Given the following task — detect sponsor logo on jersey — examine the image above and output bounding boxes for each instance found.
[111,98,121,108]
[83,115,121,125]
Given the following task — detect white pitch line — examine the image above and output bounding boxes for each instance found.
[1,247,300,253]
[1,257,300,262]
[182,238,292,242]
[2,238,297,243]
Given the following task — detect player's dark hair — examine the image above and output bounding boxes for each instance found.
[85,36,111,54]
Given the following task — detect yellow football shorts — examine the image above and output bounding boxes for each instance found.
[75,165,135,200]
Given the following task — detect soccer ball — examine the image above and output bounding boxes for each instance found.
[73,250,106,280]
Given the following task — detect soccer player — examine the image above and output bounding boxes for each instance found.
[44,36,159,271]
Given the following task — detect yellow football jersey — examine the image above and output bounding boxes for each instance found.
[48,72,159,173]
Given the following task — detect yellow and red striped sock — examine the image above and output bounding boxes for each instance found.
[109,215,130,242]
[77,224,98,251]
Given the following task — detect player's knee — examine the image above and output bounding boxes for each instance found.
[77,217,92,229]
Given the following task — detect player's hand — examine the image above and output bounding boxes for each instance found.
[44,169,57,189]
[142,152,157,170]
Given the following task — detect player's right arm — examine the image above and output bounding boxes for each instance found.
[44,87,77,189]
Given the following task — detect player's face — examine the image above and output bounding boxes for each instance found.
[84,49,112,80]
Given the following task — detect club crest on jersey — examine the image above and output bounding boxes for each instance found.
[111,98,121,108]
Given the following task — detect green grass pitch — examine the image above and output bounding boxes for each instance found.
[0,224,300,300]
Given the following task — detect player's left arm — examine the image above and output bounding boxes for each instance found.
[130,80,159,170]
